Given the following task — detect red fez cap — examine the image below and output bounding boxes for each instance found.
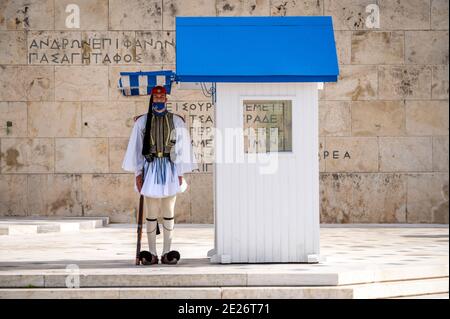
[151,86,166,95]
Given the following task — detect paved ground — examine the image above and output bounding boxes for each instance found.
[0,217,108,235]
[0,223,447,274]
[0,223,448,298]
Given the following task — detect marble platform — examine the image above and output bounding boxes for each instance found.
[0,217,109,235]
[0,223,448,299]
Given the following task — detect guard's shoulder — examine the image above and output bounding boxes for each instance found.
[172,113,186,123]
[133,113,146,122]
[133,113,148,129]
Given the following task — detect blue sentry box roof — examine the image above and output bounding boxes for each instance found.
[176,16,339,83]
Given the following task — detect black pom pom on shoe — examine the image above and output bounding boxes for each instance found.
[162,250,180,264]
[167,250,180,261]
[139,250,158,265]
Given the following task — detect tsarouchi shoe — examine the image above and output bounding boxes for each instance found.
[161,250,180,265]
[139,251,158,265]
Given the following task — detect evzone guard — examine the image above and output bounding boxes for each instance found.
[122,85,197,265]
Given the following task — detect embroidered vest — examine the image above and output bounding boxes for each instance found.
[148,112,176,159]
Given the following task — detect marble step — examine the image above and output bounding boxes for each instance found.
[0,277,447,299]
[352,277,449,299]
[392,293,449,299]
[220,278,449,299]
[1,264,447,288]
[0,217,109,235]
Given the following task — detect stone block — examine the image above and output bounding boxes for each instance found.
[379,0,430,30]
[55,0,108,30]
[432,65,449,100]
[0,175,27,216]
[351,31,404,64]
[431,0,449,30]
[0,66,54,101]
[334,31,351,65]
[0,66,23,101]
[120,288,221,299]
[175,174,192,223]
[55,66,108,101]
[0,275,44,288]
[109,0,162,30]
[0,31,26,64]
[319,137,325,172]
[0,102,27,137]
[270,0,323,16]
[82,174,137,223]
[190,173,213,223]
[134,102,150,117]
[325,65,377,100]
[319,101,351,136]
[320,173,407,223]
[379,137,433,172]
[27,174,82,216]
[55,138,108,173]
[0,138,54,173]
[135,31,175,64]
[28,102,81,137]
[407,173,449,223]
[405,31,449,64]
[221,287,354,299]
[433,136,449,172]
[352,101,406,136]
[378,66,432,100]
[109,137,128,173]
[81,102,136,137]
[217,0,270,16]
[324,0,373,30]
[0,0,54,30]
[24,66,55,101]
[163,0,216,30]
[325,137,378,172]
[406,100,449,136]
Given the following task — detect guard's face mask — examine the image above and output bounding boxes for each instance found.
[152,102,167,115]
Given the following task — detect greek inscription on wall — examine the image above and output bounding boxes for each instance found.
[167,101,215,173]
[28,34,175,65]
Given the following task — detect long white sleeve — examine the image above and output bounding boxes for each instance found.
[173,115,198,176]
[122,115,146,176]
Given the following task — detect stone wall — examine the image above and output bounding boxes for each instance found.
[0,0,448,223]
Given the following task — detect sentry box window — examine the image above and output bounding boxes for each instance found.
[243,100,292,153]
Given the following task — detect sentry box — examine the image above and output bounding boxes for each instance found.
[119,16,339,263]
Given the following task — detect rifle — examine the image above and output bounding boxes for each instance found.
[134,167,160,265]
[135,193,144,265]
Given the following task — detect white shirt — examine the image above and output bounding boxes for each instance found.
[122,113,198,198]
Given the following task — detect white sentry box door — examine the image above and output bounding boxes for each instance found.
[212,82,320,263]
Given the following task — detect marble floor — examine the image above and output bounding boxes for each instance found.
[0,223,447,277]
[0,223,448,298]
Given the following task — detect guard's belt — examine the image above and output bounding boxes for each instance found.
[151,152,170,158]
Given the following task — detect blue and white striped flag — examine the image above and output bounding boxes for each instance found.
[118,71,175,96]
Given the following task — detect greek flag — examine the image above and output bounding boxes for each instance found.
[118,70,175,96]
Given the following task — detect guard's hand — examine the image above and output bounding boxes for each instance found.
[178,176,183,186]
[136,174,143,192]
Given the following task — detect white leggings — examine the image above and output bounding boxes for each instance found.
[144,195,176,255]
[144,195,176,220]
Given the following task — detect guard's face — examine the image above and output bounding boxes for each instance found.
[153,92,167,103]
